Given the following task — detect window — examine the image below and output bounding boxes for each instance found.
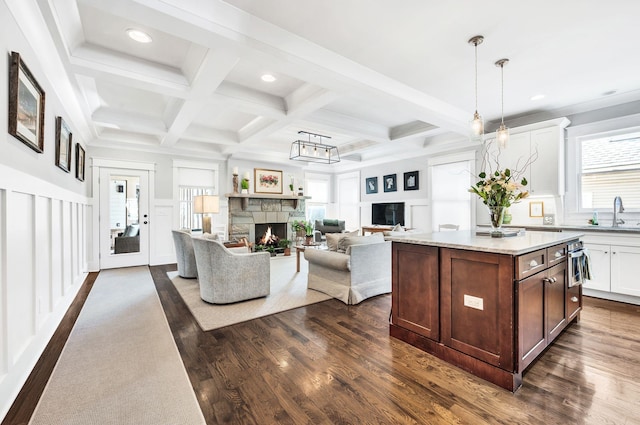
[428,152,475,231]
[580,132,640,210]
[179,186,214,230]
[305,175,330,222]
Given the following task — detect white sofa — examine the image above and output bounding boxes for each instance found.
[303,233,391,304]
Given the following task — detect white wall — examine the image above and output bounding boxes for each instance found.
[1,2,90,419]
[359,156,429,229]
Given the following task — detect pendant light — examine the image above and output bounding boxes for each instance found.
[468,35,484,139]
[495,58,510,148]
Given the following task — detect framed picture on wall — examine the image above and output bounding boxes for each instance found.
[75,143,85,181]
[55,117,72,173]
[404,170,419,190]
[365,176,378,194]
[529,201,544,217]
[383,174,397,192]
[254,168,283,194]
[8,51,46,153]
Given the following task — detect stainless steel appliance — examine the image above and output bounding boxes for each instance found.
[568,240,586,287]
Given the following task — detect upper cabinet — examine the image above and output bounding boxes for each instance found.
[482,118,570,196]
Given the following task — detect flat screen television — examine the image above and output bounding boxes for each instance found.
[372,202,405,226]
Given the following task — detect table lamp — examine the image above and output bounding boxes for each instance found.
[193,195,219,234]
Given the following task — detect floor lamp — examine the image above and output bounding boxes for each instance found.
[193,195,219,234]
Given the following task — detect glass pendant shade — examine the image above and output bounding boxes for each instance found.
[496,123,510,148]
[470,111,484,137]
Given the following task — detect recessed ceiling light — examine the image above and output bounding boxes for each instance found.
[530,94,545,101]
[126,29,153,43]
[261,74,276,82]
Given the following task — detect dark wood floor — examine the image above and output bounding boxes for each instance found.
[4,265,640,424]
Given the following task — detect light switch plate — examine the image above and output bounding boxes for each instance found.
[463,294,484,310]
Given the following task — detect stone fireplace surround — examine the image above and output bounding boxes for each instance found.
[226,194,309,245]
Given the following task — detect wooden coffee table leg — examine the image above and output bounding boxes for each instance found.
[296,246,304,272]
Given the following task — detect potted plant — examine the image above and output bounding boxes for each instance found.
[241,177,250,194]
[304,222,314,245]
[265,245,276,257]
[279,239,291,256]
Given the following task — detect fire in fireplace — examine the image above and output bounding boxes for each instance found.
[255,223,287,247]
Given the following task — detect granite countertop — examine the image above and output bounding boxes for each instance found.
[503,224,640,234]
[385,230,584,255]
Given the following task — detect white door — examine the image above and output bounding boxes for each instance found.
[99,168,150,269]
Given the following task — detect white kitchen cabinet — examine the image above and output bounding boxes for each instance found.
[610,245,640,297]
[480,118,569,196]
[582,242,611,292]
[582,232,640,304]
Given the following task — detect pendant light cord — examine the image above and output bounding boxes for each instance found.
[474,42,479,112]
[500,63,504,125]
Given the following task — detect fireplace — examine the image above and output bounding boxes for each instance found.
[227,195,306,245]
[255,223,287,246]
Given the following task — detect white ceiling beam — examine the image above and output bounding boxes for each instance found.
[160,49,239,146]
[390,121,440,141]
[92,107,167,135]
[181,124,238,145]
[211,82,286,119]
[233,84,339,148]
[302,109,390,143]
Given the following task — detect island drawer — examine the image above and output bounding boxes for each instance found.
[547,243,567,266]
[516,248,547,279]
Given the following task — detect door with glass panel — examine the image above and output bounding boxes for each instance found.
[99,168,149,269]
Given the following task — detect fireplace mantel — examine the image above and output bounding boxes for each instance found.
[224,193,311,210]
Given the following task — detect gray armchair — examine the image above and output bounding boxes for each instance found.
[192,238,270,304]
[114,224,140,254]
[172,230,198,278]
[313,219,346,243]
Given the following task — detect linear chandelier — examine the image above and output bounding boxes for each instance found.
[289,131,340,164]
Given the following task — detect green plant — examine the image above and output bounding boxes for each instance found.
[304,223,314,237]
[278,239,291,248]
[291,219,309,232]
[265,246,276,253]
[254,244,265,252]
[469,169,528,208]
[241,178,249,190]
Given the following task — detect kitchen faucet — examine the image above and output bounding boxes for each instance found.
[613,196,625,227]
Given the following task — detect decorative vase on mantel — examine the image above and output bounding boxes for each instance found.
[488,205,506,237]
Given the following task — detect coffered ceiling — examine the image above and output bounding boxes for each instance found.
[30,0,640,170]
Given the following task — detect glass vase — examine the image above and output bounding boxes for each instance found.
[488,206,506,237]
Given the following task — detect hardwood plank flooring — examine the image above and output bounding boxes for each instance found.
[150,264,640,425]
[4,265,640,424]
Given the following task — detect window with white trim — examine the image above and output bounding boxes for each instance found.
[579,131,640,210]
[305,176,329,222]
[179,186,214,230]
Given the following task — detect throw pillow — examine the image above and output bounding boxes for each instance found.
[325,230,358,252]
[323,218,339,226]
[202,232,219,240]
[392,223,404,232]
[343,233,384,255]
[336,230,359,253]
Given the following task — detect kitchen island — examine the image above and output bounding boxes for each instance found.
[386,230,583,391]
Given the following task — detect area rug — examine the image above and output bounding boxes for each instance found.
[168,255,332,331]
[29,266,205,425]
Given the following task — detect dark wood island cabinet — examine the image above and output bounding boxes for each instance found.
[387,231,584,391]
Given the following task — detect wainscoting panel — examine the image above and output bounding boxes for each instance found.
[0,164,89,421]
[50,199,63,310]
[35,196,52,331]
[0,189,6,379]
[6,191,36,365]
[151,201,175,266]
